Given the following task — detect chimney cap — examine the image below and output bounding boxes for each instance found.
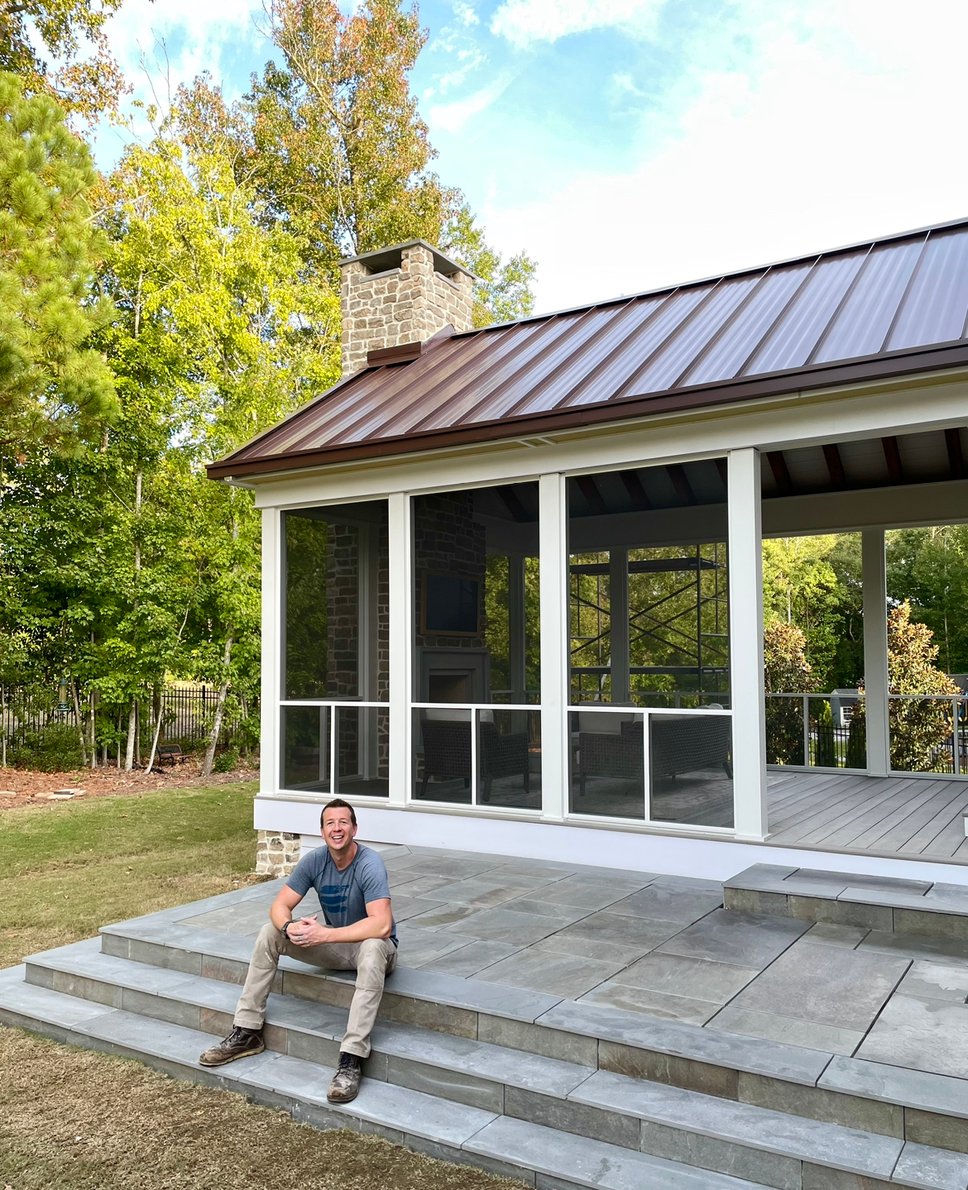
[340,239,477,282]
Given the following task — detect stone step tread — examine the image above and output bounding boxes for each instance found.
[17,942,968,1187]
[726,866,968,915]
[0,970,763,1190]
[25,938,595,1099]
[97,920,837,1087]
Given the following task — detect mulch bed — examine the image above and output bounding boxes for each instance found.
[0,758,258,810]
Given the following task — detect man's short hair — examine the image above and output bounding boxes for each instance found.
[321,798,357,828]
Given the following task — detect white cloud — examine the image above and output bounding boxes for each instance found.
[481,0,968,312]
[428,73,514,134]
[453,1,480,27]
[490,0,664,49]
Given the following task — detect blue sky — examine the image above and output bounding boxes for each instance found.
[101,0,968,315]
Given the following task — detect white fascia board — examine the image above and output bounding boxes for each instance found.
[246,370,968,511]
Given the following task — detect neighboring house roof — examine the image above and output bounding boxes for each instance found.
[209,218,968,481]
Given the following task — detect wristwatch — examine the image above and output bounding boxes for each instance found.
[281,920,293,938]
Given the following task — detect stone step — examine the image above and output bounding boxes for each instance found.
[93,912,968,1158]
[14,940,968,1188]
[724,865,968,940]
[0,966,761,1190]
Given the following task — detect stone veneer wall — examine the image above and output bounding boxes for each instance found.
[255,829,301,878]
[340,242,474,376]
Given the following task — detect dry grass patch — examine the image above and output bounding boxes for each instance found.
[0,1030,527,1190]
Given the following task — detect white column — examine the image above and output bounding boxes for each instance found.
[609,547,630,702]
[862,529,890,776]
[387,493,412,804]
[727,448,769,838]
[260,507,282,796]
[539,473,568,820]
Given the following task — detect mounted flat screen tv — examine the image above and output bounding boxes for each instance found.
[420,573,480,636]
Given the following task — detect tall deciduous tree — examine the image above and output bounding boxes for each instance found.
[246,0,535,325]
[0,71,116,456]
[0,0,127,118]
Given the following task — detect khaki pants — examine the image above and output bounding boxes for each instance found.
[234,922,397,1058]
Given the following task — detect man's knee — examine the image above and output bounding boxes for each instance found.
[355,937,391,980]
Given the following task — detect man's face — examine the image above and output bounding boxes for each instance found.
[322,807,357,854]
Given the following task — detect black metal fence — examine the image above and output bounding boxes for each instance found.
[0,683,257,765]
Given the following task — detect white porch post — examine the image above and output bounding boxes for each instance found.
[260,507,282,795]
[387,493,411,804]
[727,448,769,838]
[539,473,568,820]
[862,529,890,776]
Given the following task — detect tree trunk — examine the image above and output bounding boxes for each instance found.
[145,684,164,773]
[202,634,233,777]
[124,699,137,771]
[69,677,88,767]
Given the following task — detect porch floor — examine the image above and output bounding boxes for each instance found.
[766,770,968,864]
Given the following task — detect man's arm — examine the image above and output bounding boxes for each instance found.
[269,884,306,932]
[285,898,393,948]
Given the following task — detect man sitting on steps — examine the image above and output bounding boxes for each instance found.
[199,797,397,1104]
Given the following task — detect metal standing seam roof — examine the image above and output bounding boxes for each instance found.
[208,219,968,480]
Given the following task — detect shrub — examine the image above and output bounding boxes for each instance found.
[12,724,84,772]
[212,747,239,774]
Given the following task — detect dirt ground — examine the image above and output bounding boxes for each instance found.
[0,757,259,810]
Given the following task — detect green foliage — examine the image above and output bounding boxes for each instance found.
[212,747,239,773]
[813,700,836,768]
[0,0,126,118]
[763,621,811,764]
[11,722,83,770]
[849,601,960,772]
[888,525,968,677]
[0,72,117,455]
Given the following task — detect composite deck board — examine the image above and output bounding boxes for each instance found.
[766,772,877,827]
[837,779,953,849]
[806,778,938,848]
[763,771,968,863]
[865,780,968,855]
[769,777,901,841]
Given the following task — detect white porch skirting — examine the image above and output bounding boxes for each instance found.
[252,797,968,888]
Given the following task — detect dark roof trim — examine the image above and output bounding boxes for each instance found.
[207,338,968,480]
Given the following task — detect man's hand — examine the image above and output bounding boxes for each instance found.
[285,914,322,946]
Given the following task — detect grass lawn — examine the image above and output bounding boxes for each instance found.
[0,783,525,1190]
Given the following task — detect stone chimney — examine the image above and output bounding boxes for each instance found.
[339,240,475,377]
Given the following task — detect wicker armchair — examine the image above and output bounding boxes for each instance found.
[419,717,530,801]
[578,713,732,794]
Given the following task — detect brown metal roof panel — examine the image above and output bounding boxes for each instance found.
[745,249,868,374]
[563,285,714,408]
[337,320,557,441]
[811,237,927,363]
[498,296,668,418]
[886,227,968,351]
[621,274,761,394]
[411,304,628,430]
[680,263,815,385]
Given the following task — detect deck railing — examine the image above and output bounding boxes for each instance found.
[766,692,968,776]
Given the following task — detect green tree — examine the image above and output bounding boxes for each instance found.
[763,621,812,765]
[850,601,960,772]
[888,525,968,677]
[244,0,535,325]
[0,72,116,456]
[0,0,127,118]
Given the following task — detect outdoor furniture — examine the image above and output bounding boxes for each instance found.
[156,744,188,767]
[578,711,732,794]
[418,717,530,801]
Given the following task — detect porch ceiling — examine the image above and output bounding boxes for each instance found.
[472,424,968,523]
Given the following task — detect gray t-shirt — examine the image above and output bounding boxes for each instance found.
[286,843,397,945]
